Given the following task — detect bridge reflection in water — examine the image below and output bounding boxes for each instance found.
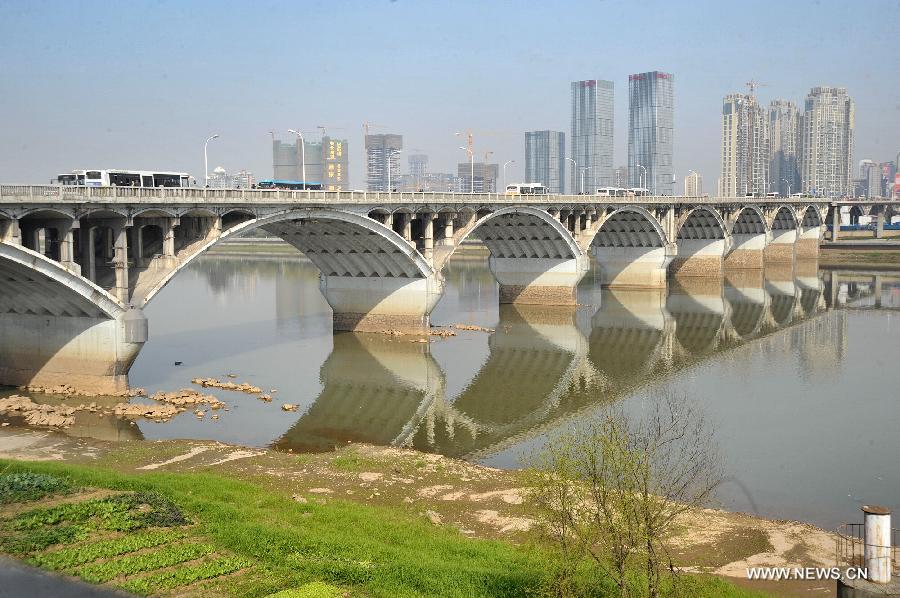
[274,259,856,460]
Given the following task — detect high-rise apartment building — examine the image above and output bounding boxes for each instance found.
[684,171,702,196]
[628,71,674,195]
[366,134,403,191]
[570,80,614,193]
[271,136,348,190]
[800,87,854,197]
[720,93,768,196]
[769,100,800,196]
[525,130,566,193]
[457,162,499,193]
[614,165,629,187]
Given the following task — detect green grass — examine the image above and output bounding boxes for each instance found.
[330,454,382,472]
[0,460,767,597]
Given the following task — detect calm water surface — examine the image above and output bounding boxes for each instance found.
[6,251,900,529]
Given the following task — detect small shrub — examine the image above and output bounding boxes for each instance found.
[0,524,88,554]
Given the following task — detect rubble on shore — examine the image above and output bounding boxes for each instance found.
[114,403,182,421]
[19,384,147,399]
[191,378,263,394]
[453,323,495,333]
[0,395,76,428]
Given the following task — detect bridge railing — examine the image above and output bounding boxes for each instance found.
[0,184,844,206]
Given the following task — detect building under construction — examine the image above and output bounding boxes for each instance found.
[366,134,403,191]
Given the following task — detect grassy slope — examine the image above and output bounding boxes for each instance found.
[0,459,764,598]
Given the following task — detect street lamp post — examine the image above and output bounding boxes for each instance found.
[580,166,594,195]
[287,129,306,188]
[459,146,474,193]
[204,134,219,188]
[387,149,402,192]
[565,158,577,194]
[502,160,515,190]
[636,164,647,192]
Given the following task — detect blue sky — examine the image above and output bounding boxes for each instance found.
[0,0,897,188]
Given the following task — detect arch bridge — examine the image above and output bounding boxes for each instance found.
[0,185,831,392]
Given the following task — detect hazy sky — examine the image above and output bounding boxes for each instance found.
[1,0,897,189]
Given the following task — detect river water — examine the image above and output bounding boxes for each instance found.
[4,249,900,529]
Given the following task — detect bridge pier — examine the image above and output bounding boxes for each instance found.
[0,310,146,394]
[319,272,444,334]
[490,255,589,305]
[670,238,729,278]
[113,224,130,304]
[725,233,768,269]
[796,225,821,259]
[764,228,797,263]
[593,246,674,288]
[80,226,97,282]
[0,218,20,244]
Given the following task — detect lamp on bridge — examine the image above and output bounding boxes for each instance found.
[204,134,219,188]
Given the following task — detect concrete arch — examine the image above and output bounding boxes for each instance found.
[0,242,124,319]
[676,206,727,240]
[592,206,668,248]
[771,205,799,230]
[131,207,179,219]
[442,205,581,265]
[177,207,219,219]
[76,207,130,220]
[730,205,768,235]
[139,208,434,307]
[800,205,823,227]
[18,207,77,220]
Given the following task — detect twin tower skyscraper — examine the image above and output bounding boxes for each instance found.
[568,73,674,195]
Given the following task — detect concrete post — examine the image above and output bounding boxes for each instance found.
[385,212,394,229]
[863,505,891,584]
[876,212,885,240]
[402,213,413,246]
[81,226,96,283]
[559,209,569,230]
[442,213,455,246]
[104,227,115,259]
[422,212,434,261]
[0,218,21,245]
[56,220,81,275]
[131,225,144,267]
[832,207,840,241]
[112,225,130,304]
[162,219,176,257]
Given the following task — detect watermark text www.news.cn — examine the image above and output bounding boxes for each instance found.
[746,567,868,581]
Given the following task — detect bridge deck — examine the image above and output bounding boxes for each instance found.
[0,185,841,206]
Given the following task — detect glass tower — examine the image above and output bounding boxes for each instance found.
[627,71,674,195]
[570,80,614,193]
[525,130,565,193]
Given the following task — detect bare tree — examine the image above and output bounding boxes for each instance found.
[526,392,722,597]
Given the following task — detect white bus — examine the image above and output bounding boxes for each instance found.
[627,187,650,197]
[596,187,628,197]
[54,169,193,188]
[505,183,548,195]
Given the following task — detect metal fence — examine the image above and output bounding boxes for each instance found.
[836,522,900,573]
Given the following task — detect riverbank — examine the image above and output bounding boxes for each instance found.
[0,429,835,597]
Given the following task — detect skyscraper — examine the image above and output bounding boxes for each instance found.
[366,134,403,191]
[720,93,768,196]
[614,165,629,187]
[768,100,800,196]
[321,136,349,191]
[800,87,854,197]
[684,171,702,196]
[628,71,674,195]
[525,130,565,193]
[570,80,614,193]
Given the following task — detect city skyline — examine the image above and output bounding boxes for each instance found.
[0,0,896,192]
